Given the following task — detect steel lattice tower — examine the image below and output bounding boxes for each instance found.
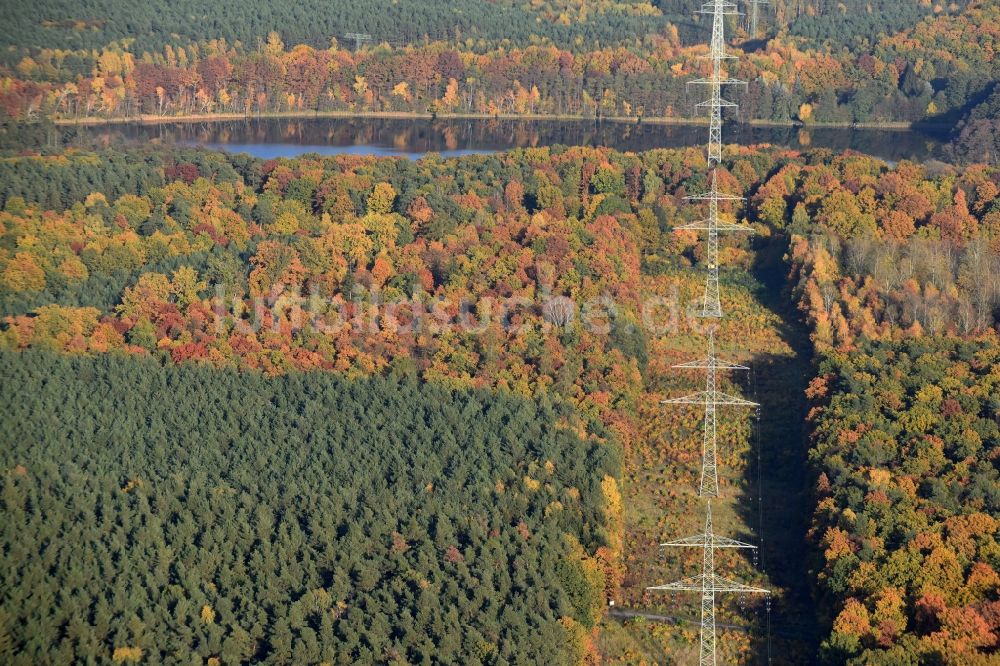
[683,0,751,319]
[648,502,768,666]
[690,0,744,165]
[648,0,769,657]
[747,0,768,39]
[661,328,756,497]
[677,171,754,318]
[344,32,372,50]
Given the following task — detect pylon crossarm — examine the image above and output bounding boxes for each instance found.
[693,53,739,60]
[672,358,749,371]
[697,4,739,11]
[661,535,757,549]
[708,574,770,594]
[661,534,713,547]
[674,220,754,233]
[690,79,745,87]
[696,11,741,18]
[647,575,704,592]
[714,390,758,406]
[661,391,710,405]
[710,535,758,549]
[694,99,739,109]
[685,192,745,201]
[697,5,740,15]
[648,574,768,594]
[660,391,758,406]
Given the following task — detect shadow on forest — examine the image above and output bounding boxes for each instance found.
[735,234,822,663]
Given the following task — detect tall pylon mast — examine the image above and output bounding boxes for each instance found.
[662,329,756,497]
[689,0,744,165]
[683,0,750,318]
[747,0,768,39]
[648,502,768,666]
[648,0,769,660]
[677,171,753,318]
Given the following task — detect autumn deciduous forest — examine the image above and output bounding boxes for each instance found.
[2,0,1000,663]
[0,138,997,662]
[807,338,1000,664]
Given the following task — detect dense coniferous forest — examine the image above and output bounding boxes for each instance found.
[0,0,675,58]
[785,0,945,43]
[0,0,966,58]
[1,350,619,664]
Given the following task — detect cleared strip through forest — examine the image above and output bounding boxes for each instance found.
[601,235,820,664]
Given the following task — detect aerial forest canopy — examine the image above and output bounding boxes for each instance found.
[0,0,997,146]
[0,0,969,56]
[2,0,1000,661]
[0,0,676,57]
[1,144,998,354]
[0,349,620,664]
[806,338,1000,664]
[1,140,999,663]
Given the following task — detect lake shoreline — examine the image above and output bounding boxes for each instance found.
[51,110,947,132]
[49,113,951,163]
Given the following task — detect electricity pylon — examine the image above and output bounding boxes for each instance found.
[648,501,768,666]
[661,328,757,498]
[747,0,768,39]
[647,0,771,661]
[344,32,372,51]
[676,170,753,318]
[689,0,745,165]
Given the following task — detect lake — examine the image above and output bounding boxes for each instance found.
[66,116,950,163]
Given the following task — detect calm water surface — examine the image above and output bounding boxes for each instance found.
[69,117,949,162]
